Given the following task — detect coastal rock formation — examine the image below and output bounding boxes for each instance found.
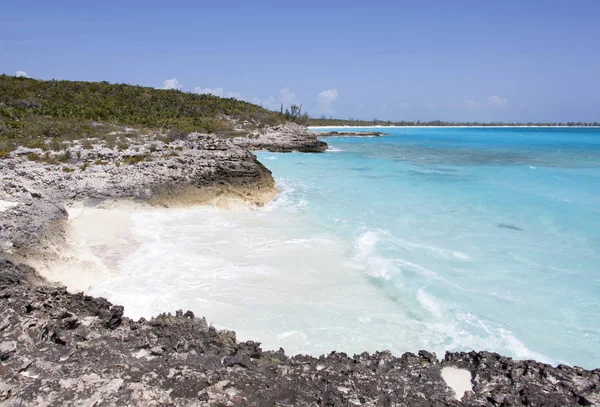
[235,123,328,152]
[0,133,283,259]
[1,124,599,406]
[0,259,598,406]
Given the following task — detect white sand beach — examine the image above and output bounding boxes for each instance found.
[35,201,147,293]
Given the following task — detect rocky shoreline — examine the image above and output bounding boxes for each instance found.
[1,123,599,406]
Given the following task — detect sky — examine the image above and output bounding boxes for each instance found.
[1,0,599,122]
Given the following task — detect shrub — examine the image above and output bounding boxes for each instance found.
[57,150,71,163]
[49,138,63,151]
[104,134,117,149]
[123,154,150,165]
[23,139,47,150]
[27,152,41,161]
[117,138,130,151]
[166,129,188,142]
[41,152,58,164]
[0,74,287,145]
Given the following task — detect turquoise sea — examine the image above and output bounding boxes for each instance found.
[92,127,600,369]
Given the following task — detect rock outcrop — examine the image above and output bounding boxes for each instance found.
[235,123,328,152]
[0,133,280,259]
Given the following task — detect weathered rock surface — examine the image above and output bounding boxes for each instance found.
[0,133,281,259]
[235,123,328,152]
[1,124,599,406]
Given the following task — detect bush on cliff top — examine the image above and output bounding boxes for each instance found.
[0,74,287,155]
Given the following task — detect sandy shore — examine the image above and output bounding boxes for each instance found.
[34,192,277,294]
[442,367,473,400]
[33,201,147,293]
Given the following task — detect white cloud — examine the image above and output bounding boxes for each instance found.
[420,101,435,110]
[464,99,481,109]
[487,95,508,107]
[279,87,296,105]
[194,87,224,97]
[265,96,277,109]
[399,102,411,109]
[15,70,29,78]
[162,78,182,90]
[251,95,278,110]
[317,89,338,113]
[226,92,241,99]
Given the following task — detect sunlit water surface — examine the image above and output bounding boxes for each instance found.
[91,127,600,368]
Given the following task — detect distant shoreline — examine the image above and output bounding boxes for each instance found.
[309,125,600,129]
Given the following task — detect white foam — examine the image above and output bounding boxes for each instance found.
[354,230,403,281]
[498,328,553,363]
[327,146,343,152]
[417,288,444,318]
[278,331,308,340]
[263,178,309,213]
[453,251,471,260]
[383,231,472,261]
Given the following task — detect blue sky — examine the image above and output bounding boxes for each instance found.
[2,0,599,122]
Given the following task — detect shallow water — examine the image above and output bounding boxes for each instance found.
[91,127,600,368]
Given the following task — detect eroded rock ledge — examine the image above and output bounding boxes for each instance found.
[233,123,328,152]
[1,124,316,260]
[1,124,599,406]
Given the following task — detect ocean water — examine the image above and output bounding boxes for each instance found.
[91,127,600,369]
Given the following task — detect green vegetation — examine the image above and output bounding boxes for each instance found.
[308,117,600,127]
[0,74,287,156]
[280,104,309,125]
[122,154,151,165]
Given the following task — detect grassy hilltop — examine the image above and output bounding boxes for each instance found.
[0,75,291,157]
